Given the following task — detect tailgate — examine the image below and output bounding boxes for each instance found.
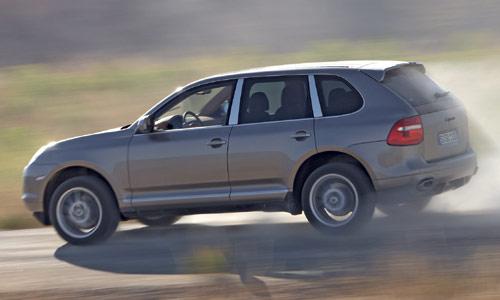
[420,106,468,162]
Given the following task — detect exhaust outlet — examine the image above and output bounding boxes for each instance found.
[417,178,434,191]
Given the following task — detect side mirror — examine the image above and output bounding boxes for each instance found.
[136,115,153,134]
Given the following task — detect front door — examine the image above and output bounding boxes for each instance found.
[128,80,236,209]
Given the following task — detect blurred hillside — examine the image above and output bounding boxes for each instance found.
[1,0,500,66]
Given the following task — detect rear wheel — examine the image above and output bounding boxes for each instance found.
[49,176,119,245]
[302,162,375,233]
[377,197,432,216]
[137,215,182,227]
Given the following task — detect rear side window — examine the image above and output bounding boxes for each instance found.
[239,76,312,124]
[382,65,452,107]
[315,75,363,116]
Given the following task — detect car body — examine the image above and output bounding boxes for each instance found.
[23,60,477,244]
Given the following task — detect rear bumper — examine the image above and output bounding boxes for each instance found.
[348,140,477,197]
[373,147,477,198]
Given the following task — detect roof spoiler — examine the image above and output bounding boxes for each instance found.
[360,61,425,82]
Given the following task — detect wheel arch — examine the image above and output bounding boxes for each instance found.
[42,164,124,225]
[290,150,375,212]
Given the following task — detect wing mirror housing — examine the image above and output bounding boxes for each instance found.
[136,115,153,134]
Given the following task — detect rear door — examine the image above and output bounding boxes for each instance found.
[227,75,316,202]
[382,65,469,162]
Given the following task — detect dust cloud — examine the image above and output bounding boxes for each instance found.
[427,61,500,213]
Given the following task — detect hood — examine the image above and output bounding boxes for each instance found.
[30,126,133,165]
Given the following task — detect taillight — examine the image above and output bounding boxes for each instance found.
[387,116,423,146]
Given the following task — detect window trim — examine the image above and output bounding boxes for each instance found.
[232,116,315,128]
[228,79,243,125]
[308,75,323,118]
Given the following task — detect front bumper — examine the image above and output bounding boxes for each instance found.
[22,163,57,212]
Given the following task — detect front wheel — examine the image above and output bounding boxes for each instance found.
[49,176,120,245]
[302,162,375,233]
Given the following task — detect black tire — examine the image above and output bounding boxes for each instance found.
[137,215,182,227]
[48,176,120,245]
[302,162,375,233]
[377,197,432,216]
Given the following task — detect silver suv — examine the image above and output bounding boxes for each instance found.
[23,61,477,244]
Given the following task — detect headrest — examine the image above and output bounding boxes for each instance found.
[281,83,306,106]
[248,92,269,112]
[327,88,347,106]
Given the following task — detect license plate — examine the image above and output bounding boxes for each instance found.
[438,130,458,145]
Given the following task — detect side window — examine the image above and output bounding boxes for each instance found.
[315,75,363,116]
[154,80,235,131]
[239,76,312,124]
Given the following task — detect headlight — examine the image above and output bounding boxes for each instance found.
[28,142,56,165]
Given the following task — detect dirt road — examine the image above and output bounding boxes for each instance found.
[1,209,500,299]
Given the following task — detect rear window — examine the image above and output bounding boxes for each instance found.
[382,65,452,107]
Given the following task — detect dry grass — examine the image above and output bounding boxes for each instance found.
[1,40,499,229]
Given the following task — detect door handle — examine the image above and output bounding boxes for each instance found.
[291,131,311,140]
[207,138,227,147]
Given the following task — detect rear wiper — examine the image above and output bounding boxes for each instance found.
[434,90,450,98]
